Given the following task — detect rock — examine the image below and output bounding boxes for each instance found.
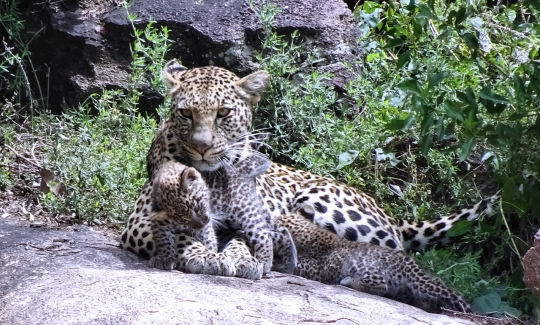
[523,228,540,300]
[22,0,358,111]
[0,217,475,325]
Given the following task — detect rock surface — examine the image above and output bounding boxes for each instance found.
[523,228,540,300]
[0,217,475,325]
[22,0,358,111]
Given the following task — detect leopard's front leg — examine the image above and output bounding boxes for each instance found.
[270,224,297,274]
[243,221,273,274]
[149,213,177,270]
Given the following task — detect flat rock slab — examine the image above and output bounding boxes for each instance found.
[0,217,474,325]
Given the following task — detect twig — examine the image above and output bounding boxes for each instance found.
[487,22,529,39]
[499,199,524,269]
[5,144,42,168]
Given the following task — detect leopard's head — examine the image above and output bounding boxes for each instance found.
[162,60,269,172]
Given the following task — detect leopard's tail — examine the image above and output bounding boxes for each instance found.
[398,191,500,251]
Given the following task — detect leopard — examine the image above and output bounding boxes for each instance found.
[276,206,471,313]
[146,160,220,271]
[200,149,298,274]
[120,61,497,304]
[121,160,265,279]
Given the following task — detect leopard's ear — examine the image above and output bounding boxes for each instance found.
[236,70,269,104]
[162,59,186,93]
[181,167,202,188]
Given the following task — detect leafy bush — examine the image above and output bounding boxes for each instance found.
[37,9,171,224]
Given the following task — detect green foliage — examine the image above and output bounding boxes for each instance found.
[415,249,495,299]
[39,91,156,224]
[350,0,539,317]
[0,0,45,110]
[37,7,171,224]
[0,163,11,190]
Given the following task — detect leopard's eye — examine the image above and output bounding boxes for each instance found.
[180,109,193,118]
[217,108,231,118]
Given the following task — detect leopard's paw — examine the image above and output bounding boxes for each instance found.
[235,256,264,280]
[179,253,207,274]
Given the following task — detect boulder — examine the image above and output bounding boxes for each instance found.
[0,217,475,325]
[22,0,359,111]
[523,228,540,300]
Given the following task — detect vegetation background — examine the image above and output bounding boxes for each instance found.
[1,0,539,321]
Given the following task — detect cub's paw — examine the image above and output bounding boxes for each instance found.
[340,275,388,297]
[234,255,264,280]
[180,253,208,274]
[217,253,237,277]
[271,228,298,274]
[149,255,177,270]
[201,252,223,275]
[272,260,295,274]
[222,238,263,280]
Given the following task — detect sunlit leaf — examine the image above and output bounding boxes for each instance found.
[337,150,359,169]
[397,79,422,96]
[459,137,476,162]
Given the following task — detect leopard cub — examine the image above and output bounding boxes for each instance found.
[279,205,471,313]
[149,161,228,273]
[203,152,298,274]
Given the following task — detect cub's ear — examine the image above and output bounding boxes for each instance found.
[236,70,269,104]
[162,59,186,93]
[181,167,202,188]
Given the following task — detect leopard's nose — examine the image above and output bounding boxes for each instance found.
[191,131,212,155]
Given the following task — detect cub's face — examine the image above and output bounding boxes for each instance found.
[162,60,269,171]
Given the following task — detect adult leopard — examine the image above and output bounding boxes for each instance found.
[121,59,496,265]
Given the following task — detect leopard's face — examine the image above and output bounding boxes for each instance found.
[152,161,211,229]
[162,61,269,172]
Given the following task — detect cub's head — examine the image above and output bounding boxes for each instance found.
[153,162,210,229]
[162,60,269,172]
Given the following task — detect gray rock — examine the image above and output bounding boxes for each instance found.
[0,217,474,325]
[23,0,358,111]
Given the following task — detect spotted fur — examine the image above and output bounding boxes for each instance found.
[277,210,471,313]
[257,163,498,251]
[202,152,298,274]
[121,62,497,288]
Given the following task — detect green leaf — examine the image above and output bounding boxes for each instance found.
[447,220,473,237]
[416,4,436,19]
[420,132,432,155]
[366,52,380,62]
[479,87,509,114]
[397,50,411,68]
[427,72,447,89]
[397,79,422,96]
[448,7,466,27]
[472,292,502,313]
[443,100,464,121]
[384,38,408,49]
[387,115,415,131]
[512,75,525,102]
[478,87,511,104]
[337,150,359,169]
[459,137,476,162]
[374,148,400,166]
[461,32,479,51]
